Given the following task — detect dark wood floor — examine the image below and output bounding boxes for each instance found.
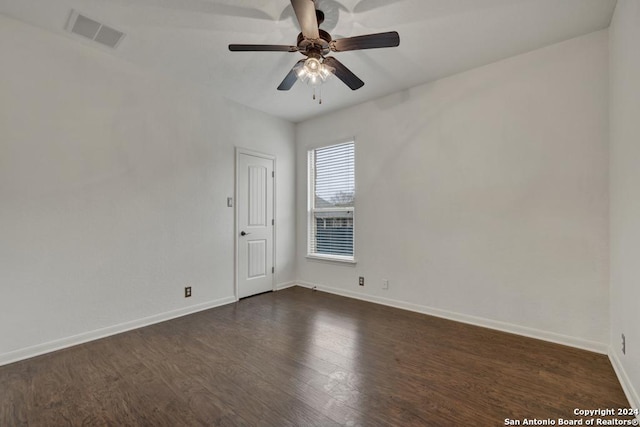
[0,287,631,426]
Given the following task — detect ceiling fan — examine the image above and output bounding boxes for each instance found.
[228,0,400,95]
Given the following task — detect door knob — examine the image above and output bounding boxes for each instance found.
[240,231,251,236]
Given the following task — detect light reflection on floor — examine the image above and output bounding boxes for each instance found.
[299,309,365,426]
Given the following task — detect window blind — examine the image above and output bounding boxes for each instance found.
[308,142,355,259]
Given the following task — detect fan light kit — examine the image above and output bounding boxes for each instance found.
[229,0,400,104]
[296,57,333,103]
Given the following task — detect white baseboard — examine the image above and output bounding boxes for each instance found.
[0,296,236,367]
[609,348,640,417]
[296,281,608,354]
[276,281,296,291]
[1,283,615,370]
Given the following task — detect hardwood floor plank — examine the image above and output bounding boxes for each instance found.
[0,366,31,426]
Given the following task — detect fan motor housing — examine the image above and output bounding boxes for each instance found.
[297,29,332,56]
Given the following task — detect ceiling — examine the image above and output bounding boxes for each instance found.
[0,0,617,122]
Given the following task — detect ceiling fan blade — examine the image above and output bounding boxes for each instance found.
[323,57,364,90]
[331,31,400,52]
[229,44,299,52]
[278,60,306,91]
[291,0,320,39]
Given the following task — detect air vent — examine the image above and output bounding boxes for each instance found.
[65,10,125,49]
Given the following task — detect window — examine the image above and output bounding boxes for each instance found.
[308,141,355,262]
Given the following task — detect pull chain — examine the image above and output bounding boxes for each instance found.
[310,87,324,104]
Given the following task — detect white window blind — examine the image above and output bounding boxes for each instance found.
[308,142,355,261]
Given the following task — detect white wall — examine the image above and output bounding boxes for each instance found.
[0,15,296,364]
[296,30,610,351]
[609,0,640,409]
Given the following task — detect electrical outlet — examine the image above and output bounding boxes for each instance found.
[359,276,364,286]
[622,333,626,355]
[382,279,389,290]
[185,286,192,298]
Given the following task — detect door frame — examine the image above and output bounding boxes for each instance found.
[234,147,277,301]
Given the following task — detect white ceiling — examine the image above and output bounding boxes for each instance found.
[0,0,617,122]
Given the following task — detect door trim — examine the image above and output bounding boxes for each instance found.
[235,147,276,301]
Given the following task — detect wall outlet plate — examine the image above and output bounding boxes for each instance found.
[185,286,192,298]
[359,276,364,286]
[383,280,389,290]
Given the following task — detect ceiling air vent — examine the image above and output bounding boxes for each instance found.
[65,10,125,49]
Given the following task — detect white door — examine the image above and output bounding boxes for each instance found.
[236,150,274,299]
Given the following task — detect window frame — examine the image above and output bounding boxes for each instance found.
[307,140,356,264]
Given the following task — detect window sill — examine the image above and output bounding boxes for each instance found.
[306,254,357,265]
